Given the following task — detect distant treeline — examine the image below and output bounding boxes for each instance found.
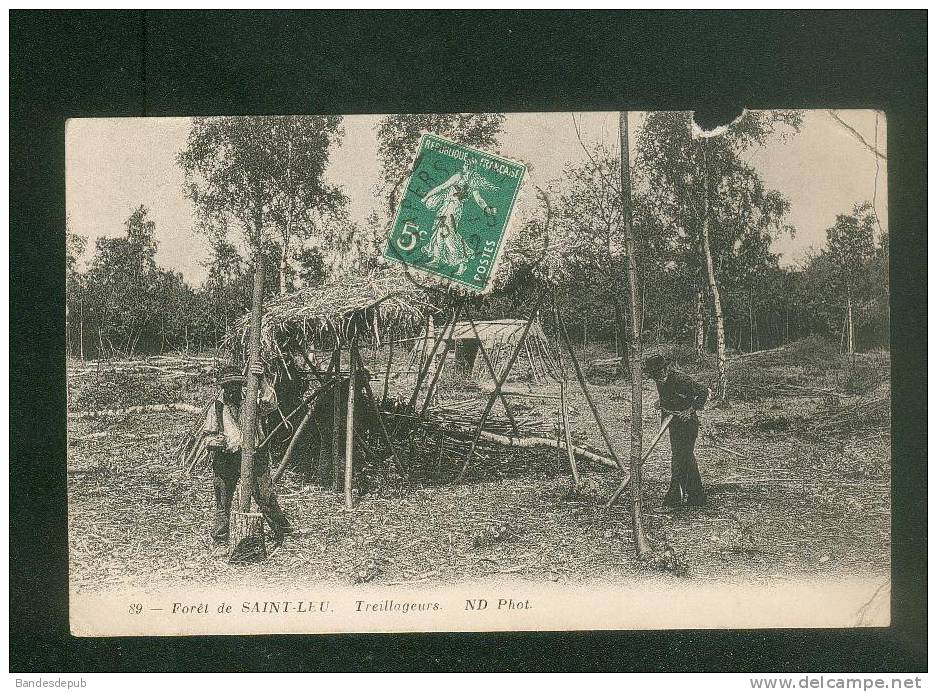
[66,112,889,362]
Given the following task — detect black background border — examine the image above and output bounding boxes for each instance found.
[10,10,926,672]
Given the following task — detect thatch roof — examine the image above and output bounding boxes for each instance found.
[236,271,436,352]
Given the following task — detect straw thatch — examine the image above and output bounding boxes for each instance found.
[236,271,436,353]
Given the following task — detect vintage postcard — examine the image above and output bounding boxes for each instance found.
[65,110,890,636]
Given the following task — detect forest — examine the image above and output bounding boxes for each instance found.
[65,111,889,368]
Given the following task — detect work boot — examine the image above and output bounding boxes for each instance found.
[660,481,685,508]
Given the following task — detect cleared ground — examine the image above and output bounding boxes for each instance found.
[66,342,890,592]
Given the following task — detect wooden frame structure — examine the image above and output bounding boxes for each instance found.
[406,317,555,383]
[182,275,655,517]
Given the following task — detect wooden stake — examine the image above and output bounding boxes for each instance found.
[344,340,358,510]
[554,304,625,472]
[560,378,580,485]
[419,306,462,417]
[352,348,408,478]
[272,398,318,483]
[407,313,447,411]
[331,348,344,491]
[259,390,319,450]
[382,331,395,402]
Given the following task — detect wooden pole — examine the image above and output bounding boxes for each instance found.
[554,304,625,472]
[467,316,520,435]
[455,298,541,483]
[78,281,85,362]
[352,348,408,478]
[331,347,344,491]
[258,389,320,450]
[382,331,395,402]
[419,306,462,417]
[407,313,447,411]
[344,340,358,509]
[605,414,674,509]
[560,378,580,485]
[228,243,267,562]
[272,399,318,483]
[700,138,728,403]
[464,429,617,469]
[619,111,650,557]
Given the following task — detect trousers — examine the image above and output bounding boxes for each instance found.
[661,417,706,506]
[211,450,291,543]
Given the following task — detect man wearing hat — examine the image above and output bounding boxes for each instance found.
[644,354,711,509]
[203,362,291,549]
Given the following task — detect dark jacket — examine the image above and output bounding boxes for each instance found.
[655,369,709,421]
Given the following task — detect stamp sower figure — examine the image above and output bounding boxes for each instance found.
[644,354,710,509]
[421,159,497,276]
[203,363,292,548]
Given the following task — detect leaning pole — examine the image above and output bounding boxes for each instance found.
[619,111,650,558]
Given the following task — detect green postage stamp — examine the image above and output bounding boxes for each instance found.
[384,134,527,293]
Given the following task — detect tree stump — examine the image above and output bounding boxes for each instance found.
[227,482,266,563]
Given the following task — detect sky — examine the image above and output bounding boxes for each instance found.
[66,110,887,285]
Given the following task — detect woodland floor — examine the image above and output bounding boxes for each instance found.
[66,344,891,593]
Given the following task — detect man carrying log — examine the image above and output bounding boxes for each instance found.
[204,363,292,554]
[644,354,710,509]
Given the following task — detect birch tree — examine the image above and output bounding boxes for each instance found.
[636,110,801,403]
[826,202,877,355]
[179,115,343,559]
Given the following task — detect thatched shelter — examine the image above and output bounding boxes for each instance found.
[234,270,436,357]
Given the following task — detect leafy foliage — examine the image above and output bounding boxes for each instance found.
[65,111,889,362]
[376,113,505,198]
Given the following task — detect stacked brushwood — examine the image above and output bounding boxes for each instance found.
[806,395,890,437]
[68,355,216,417]
[376,398,614,484]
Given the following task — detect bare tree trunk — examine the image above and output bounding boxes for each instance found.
[229,234,268,562]
[619,112,650,558]
[700,140,728,403]
[748,287,754,352]
[846,289,855,355]
[279,138,295,296]
[694,286,705,362]
[344,341,357,510]
[79,289,85,362]
[332,350,344,491]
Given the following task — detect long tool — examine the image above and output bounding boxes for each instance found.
[604,414,674,509]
